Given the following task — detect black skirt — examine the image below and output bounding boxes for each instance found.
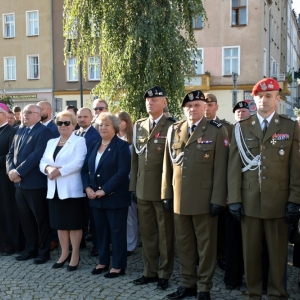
[48,192,85,230]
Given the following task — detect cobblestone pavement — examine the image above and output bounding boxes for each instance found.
[0,241,300,300]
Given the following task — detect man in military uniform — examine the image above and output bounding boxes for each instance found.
[228,78,300,300]
[204,93,233,140]
[130,86,175,290]
[224,100,250,290]
[204,92,232,272]
[233,101,251,122]
[162,90,229,300]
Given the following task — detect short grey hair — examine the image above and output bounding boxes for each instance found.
[96,112,120,134]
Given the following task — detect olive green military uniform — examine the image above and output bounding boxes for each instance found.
[217,117,233,141]
[228,113,300,300]
[161,117,228,291]
[130,115,174,279]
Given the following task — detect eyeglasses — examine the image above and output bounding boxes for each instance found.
[23,110,40,115]
[93,107,106,111]
[57,121,71,126]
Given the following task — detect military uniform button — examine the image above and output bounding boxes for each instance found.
[146,169,149,171]
[263,156,266,159]
[262,177,266,180]
[97,174,100,177]
[185,149,188,152]
[263,146,266,149]
[183,175,186,179]
[262,166,266,169]
[183,166,186,170]
[184,157,187,160]
[98,186,101,189]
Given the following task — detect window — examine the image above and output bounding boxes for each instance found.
[263,48,267,77]
[192,15,203,29]
[190,49,204,75]
[88,57,101,80]
[4,57,16,80]
[264,1,268,30]
[3,13,15,38]
[271,57,277,77]
[26,10,39,36]
[232,0,247,26]
[222,46,240,75]
[67,58,78,81]
[27,55,39,79]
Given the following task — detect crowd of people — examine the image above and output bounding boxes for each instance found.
[0,77,300,300]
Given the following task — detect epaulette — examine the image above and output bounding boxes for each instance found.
[167,117,177,122]
[239,115,252,122]
[280,114,297,122]
[220,119,233,126]
[136,117,148,124]
[209,119,223,128]
[173,120,185,130]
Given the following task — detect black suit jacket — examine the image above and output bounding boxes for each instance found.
[6,122,53,189]
[75,126,100,149]
[81,135,131,209]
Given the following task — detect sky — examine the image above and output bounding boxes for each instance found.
[292,1,300,16]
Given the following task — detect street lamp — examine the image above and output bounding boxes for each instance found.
[232,72,238,107]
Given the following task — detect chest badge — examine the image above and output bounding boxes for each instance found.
[279,149,285,156]
[157,146,162,151]
[204,153,210,159]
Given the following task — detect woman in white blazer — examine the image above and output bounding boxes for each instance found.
[40,111,87,271]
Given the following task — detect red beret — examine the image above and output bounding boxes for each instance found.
[251,78,281,96]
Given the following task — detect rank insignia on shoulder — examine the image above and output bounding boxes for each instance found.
[210,120,222,128]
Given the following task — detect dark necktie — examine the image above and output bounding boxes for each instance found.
[20,127,30,146]
[189,125,197,137]
[262,119,268,136]
[150,121,156,133]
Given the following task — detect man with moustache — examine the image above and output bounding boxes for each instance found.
[0,103,22,256]
[228,78,300,299]
[7,104,53,264]
[162,90,228,300]
[130,86,175,290]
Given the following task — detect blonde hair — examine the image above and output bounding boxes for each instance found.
[96,112,120,134]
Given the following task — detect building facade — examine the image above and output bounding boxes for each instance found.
[0,0,53,108]
[188,0,294,123]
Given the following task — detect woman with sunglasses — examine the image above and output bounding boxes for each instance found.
[39,111,87,271]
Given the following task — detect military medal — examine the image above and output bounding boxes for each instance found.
[204,153,209,159]
[275,119,279,123]
[252,121,255,125]
[279,149,285,156]
[157,146,162,151]
[154,139,158,143]
[271,139,276,145]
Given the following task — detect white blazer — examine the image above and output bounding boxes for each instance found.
[39,132,87,200]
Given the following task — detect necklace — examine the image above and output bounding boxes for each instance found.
[59,138,67,144]
[102,141,110,146]
[0,124,9,136]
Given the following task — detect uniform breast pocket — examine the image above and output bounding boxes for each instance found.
[272,141,291,162]
[196,144,214,163]
[154,139,166,155]
[245,140,260,157]
[171,142,184,156]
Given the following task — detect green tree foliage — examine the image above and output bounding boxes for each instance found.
[63,0,206,121]
[0,95,14,109]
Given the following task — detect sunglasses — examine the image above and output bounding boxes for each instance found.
[57,121,71,126]
[93,107,106,111]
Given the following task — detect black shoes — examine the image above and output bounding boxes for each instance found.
[157,278,169,290]
[90,246,98,257]
[67,256,80,271]
[52,253,71,269]
[133,275,159,285]
[198,292,211,300]
[91,265,109,275]
[127,251,133,257]
[104,268,125,278]
[15,251,38,261]
[166,286,197,299]
[34,255,51,265]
